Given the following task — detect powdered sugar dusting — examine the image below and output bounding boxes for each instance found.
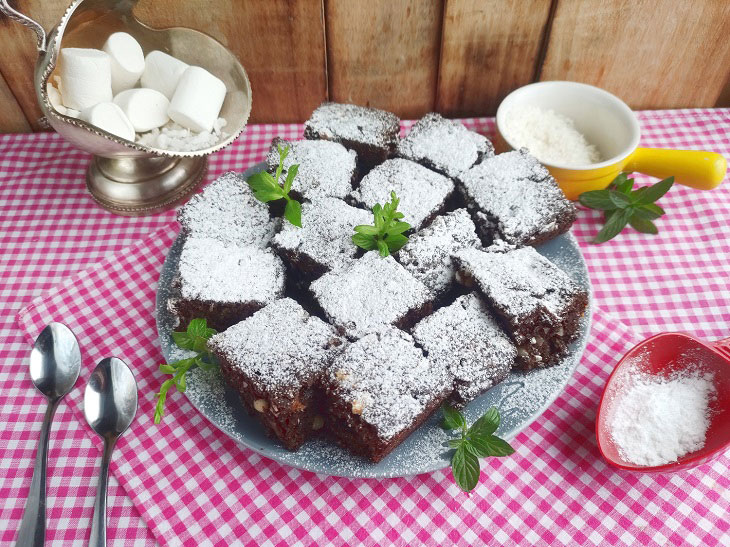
[351,158,454,230]
[412,293,516,404]
[310,253,433,339]
[398,113,494,178]
[397,208,481,296]
[177,172,278,248]
[266,138,357,200]
[305,102,400,148]
[177,237,284,304]
[328,328,450,441]
[458,149,575,245]
[208,298,343,396]
[273,197,371,273]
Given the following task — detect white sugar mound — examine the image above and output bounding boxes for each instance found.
[608,368,715,467]
[501,105,601,166]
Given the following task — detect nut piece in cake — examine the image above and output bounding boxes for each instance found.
[168,236,285,331]
[309,252,434,340]
[350,158,455,230]
[303,102,400,168]
[208,298,344,451]
[177,171,278,248]
[453,246,588,370]
[397,113,494,178]
[265,137,357,201]
[324,327,451,462]
[458,149,576,247]
[396,208,481,298]
[272,197,371,279]
[412,292,516,407]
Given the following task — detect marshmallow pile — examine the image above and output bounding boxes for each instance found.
[48,32,228,151]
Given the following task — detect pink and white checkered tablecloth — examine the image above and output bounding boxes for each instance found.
[1,110,729,546]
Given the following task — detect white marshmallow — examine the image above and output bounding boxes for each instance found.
[103,32,145,94]
[80,102,135,141]
[168,66,226,133]
[113,88,170,132]
[58,48,113,111]
[140,50,189,100]
[46,83,66,115]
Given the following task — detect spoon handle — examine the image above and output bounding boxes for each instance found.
[89,437,117,547]
[15,398,59,547]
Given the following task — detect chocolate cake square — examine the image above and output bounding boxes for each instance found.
[208,298,344,451]
[324,327,451,462]
[272,197,371,279]
[350,158,455,230]
[457,149,576,247]
[177,171,279,249]
[304,102,400,168]
[412,292,516,407]
[397,113,494,178]
[266,137,357,201]
[309,253,434,340]
[453,246,588,370]
[168,236,285,331]
[396,208,481,298]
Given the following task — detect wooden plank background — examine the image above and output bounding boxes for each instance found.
[0,0,728,133]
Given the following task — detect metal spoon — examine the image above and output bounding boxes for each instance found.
[16,323,81,547]
[84,358,138,547]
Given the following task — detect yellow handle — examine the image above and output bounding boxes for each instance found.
[626,147,727,190]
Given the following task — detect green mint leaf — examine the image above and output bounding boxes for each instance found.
[448,438,465,449]
[278,143,289,162]
[253,188,285,203]
[578,190,618,211]
[452,443,481,492]
[442,405,466,430]
[474,435,516,457]
[608,190,633,209]
[159,364,176,374]
[284,199,302,227]
[635,176,674,205]
[247,171,279,193]
[608,172,628,190]
[629,214,658,234]
[172,330,194,350]
[616,176,634,194]
[593,207,633,243]
[283,163,299,195]
[386,221,411,235]
[632,204,664,221]
[352,233,377,251]
[641,203,665,216]
[468,406,499,438]
[384,233,408,253]
[354,224,380,236]
[376,239,390,257]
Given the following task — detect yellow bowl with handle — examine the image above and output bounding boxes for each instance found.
[495,82,727,200]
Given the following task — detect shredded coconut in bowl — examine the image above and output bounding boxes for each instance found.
[501,105,601,166]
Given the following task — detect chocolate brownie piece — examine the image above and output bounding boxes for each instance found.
[265,138,357,201]
[396,208,481,298]
[324,327,451,462]
[168,237,285,331]
[411,292,516,407]
[272,197,371,280]
[309,253,434,340]
[453,246,588,370]
[208,298,344,451]
[304,102,400,168]
[177,171,279,249]
[350,158,455,230]
[457,149,576,247]
[397,113,494,178]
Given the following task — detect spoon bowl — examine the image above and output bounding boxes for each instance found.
[596,332,730,472]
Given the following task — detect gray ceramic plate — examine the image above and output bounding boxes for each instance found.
[156,163,593,478]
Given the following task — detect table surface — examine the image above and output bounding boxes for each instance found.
[1,110,730,546]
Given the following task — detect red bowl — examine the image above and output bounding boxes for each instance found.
[596,333,730,472]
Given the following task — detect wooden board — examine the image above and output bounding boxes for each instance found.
[325,0,443,119]
[436,0,553,117]
[541,0,730,109]
[0,70,31,133]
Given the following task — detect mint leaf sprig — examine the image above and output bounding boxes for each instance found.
[246,144,302,227]
[352,191,411,257]
[442,405,515,492]
[154,318,217,424]
[579,173,674,243]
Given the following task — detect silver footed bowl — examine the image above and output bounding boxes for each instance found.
[0,0,252,216]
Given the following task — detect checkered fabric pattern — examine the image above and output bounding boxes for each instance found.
[1,109,729,546]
